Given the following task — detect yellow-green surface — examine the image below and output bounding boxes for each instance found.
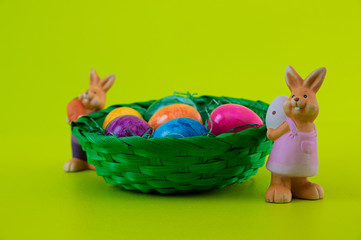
[1,0,360,239]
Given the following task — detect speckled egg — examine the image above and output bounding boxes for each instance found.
[148,104,202,130]
[144,95,197,121]
[103,107,143,129]
[104,115,150,137]
[207,104,264,135]
[153,118,208,138]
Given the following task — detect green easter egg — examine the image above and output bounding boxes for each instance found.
[145,95,198,121]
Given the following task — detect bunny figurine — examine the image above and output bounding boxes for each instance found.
[265,66,326,203]
[64,69,115,172]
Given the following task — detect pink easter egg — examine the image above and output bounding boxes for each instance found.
[208,104,264,135]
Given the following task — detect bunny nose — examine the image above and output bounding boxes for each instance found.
[84,91,90,99]
[294,97,299,101]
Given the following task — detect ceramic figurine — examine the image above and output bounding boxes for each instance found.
[64,69,115,172]
[265,66,326,203]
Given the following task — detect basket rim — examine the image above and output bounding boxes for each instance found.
[73,118,267,141]
[71,95,269,145]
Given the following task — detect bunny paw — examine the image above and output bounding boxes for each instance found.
[64,158,94,172]
[292,182,324,200]
[265,184,292,203]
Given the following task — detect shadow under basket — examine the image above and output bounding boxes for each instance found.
[71,95,272,194]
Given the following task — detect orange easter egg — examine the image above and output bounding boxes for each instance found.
[148,104,202,130]
[103,107,143,128]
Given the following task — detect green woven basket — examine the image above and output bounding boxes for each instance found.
[71,95,272,194]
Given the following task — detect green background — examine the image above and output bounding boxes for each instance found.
[0,0,360,239]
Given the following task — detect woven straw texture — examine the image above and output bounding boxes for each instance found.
[72,95,272,194]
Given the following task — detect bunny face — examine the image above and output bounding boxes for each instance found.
[283,87,319,122]
[78,69,115,111]
[79,86,106,110]
[283,66,326,122]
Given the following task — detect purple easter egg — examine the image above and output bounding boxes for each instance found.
[105,115,150,137]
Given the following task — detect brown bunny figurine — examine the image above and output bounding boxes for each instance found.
[64,69,115,172]
[265,66,326,203]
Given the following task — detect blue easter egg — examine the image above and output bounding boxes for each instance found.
[153,118,208,138]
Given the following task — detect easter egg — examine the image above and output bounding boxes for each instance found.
[208,104,264,135]
[104,115,150,137]
[148,104,203,130]
[265,95,289,129]
[153,118,208,138]
[103,107,143,129]
[144,95,197,121]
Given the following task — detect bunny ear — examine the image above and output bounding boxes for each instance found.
[304,67,326,93]
[100,74,115,92]
[285,65,303,91]
[89,69,100,86]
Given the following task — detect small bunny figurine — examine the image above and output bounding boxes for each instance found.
[64,69,115,172]
[265,66,326,203]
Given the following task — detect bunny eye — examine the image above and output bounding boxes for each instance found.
[272,110,276,115]
[93,91,96,94]
[292,94,295,98]
[303,95,307,98]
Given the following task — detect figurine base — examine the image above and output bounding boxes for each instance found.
[64,158,95,172]
[265,173,324,203]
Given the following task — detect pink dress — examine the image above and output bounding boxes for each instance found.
[266,117,318,177]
